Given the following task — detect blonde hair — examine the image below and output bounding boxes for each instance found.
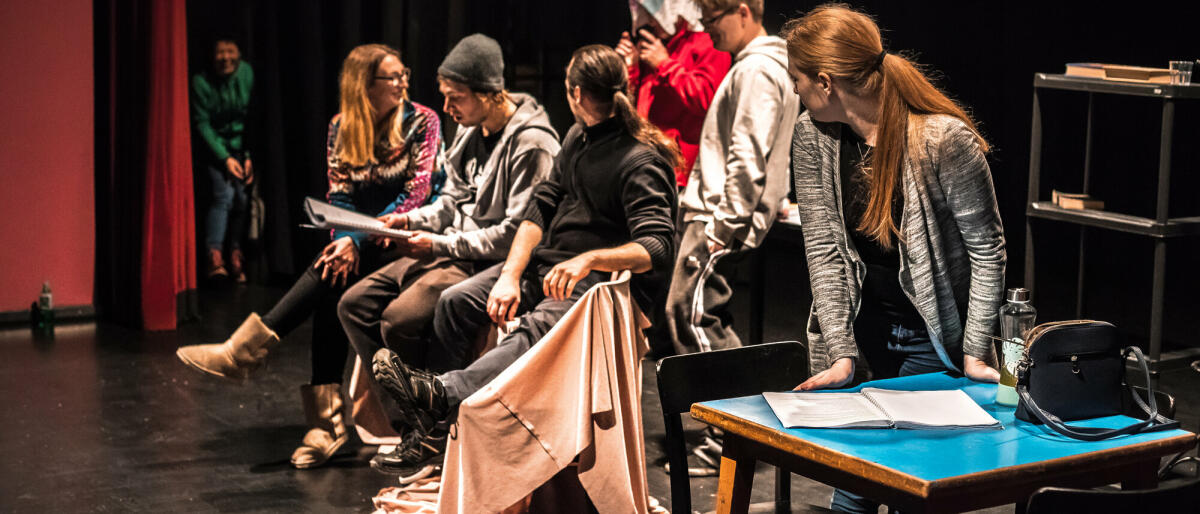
[783,4,987,249]
[692,0,764,22]
[335,44,407,168]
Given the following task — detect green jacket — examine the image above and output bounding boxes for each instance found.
[191,62,253,163]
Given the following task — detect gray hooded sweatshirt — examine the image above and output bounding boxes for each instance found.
[406,93,560,261]
[679,35,801,249]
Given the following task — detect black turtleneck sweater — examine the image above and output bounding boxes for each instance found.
[519,117,678,311]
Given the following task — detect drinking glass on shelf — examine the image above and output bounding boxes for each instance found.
[1169,60,1193,85]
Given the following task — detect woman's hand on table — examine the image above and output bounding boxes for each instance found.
[795,357,854,391]
[963,354,1000,383]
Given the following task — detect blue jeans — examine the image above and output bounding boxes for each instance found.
[830,312,951,514]
[203,158,251,250]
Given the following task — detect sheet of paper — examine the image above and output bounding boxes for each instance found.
[862,388,1000,429]
[762,392,892,429]
[303,197,414,239]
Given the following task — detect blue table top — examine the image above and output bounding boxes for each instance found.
[697,372,1195,482]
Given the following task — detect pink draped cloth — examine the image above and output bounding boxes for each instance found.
[436,271,653,513]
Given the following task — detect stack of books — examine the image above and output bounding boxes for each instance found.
[1065,63,1172,84]
[1052,190,1104,210]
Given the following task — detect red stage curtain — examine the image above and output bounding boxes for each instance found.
[140,0,196,330]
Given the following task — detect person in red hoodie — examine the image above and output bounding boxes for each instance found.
[617,1,730,188]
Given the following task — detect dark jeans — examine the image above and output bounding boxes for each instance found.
[830,309,952,514]
[431,261,605,407]
[260,243,394,385]
[203,157,251,250]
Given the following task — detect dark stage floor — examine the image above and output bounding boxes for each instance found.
[2,284,1197,513]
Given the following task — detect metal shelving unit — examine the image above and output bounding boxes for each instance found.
[1025,73,1200,384]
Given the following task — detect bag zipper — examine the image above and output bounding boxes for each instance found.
[1048,350,1118,374]
[1016,320,1107,374]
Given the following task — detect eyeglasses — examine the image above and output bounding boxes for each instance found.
[700,6,738,27]
[374,69,411,84]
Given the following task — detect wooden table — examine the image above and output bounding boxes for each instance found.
[691,372,1197,514]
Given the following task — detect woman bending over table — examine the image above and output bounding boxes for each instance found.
[784,5,1005,510]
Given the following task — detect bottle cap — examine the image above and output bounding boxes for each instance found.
[1007,288,1030,302]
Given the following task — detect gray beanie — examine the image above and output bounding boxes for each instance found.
[438,33,505,92]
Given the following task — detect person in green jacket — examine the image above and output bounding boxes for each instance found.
[192,37,254,282]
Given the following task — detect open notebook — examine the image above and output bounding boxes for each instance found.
[762,388,1001,429]
[302,197,414,239]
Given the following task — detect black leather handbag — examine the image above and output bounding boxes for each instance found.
[1014,320,1179,441]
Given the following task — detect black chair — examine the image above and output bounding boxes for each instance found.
[1122,385,1176,420]
[656,341,809,514]
[1026,477,1200,513]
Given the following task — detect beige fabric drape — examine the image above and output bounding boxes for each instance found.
[436,270,652,513]
[348,356,404,446]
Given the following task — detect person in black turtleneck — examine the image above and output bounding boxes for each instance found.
[370,44,680,472]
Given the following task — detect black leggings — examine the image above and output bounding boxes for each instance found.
[261,246,390,385]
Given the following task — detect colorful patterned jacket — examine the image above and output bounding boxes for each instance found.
[326,100,445,247]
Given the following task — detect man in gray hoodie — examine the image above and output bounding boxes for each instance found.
[666,0,801,356]
[337,35,559,472]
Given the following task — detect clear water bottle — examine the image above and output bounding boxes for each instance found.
[995,288,1036,406]
[32,281,55,332]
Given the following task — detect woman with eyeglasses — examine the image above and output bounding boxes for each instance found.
[175,44,444,469]
[784,6,1005,510]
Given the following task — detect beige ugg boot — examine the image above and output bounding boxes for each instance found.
[175,313,279,380]
[291,383,349,469]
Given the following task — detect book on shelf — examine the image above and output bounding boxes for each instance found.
[762,388,1001,430]
[1051,190,1105,210]
[1064,62,1172,84]
[302,197,414,239]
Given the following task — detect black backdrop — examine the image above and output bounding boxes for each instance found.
[179,0,1199,347]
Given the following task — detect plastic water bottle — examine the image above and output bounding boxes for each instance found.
[33,281,54,330]
[996,288,1036,406]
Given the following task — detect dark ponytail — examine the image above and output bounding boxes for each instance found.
[567,45,682,170]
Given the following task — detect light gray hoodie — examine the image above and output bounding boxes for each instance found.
[406,93,560,261]
[679,35,801,249]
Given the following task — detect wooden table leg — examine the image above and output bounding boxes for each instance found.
[1120,459,1159,490]
[716,436,757,514]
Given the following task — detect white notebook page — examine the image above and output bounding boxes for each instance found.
[862,388,1000,429]
[762,392,892,428]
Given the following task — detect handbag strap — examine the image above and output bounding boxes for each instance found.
[1016,346,1179,441]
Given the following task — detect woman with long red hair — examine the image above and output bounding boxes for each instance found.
[785,5,1005,510]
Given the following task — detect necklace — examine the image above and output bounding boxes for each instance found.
[856,141,873,175]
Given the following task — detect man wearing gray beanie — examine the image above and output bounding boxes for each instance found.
[338,33,562,476]
[437,33,505,93]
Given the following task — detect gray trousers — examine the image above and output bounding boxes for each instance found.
[665,220,743,355]
[432,261,605,406]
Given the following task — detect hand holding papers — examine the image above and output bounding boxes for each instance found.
[763,388,1001,429]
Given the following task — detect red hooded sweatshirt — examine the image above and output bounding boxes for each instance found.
[628,19,731,187]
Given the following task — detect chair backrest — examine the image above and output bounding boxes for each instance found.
[1026,477,1200,513]
[1123,385,1176,420]
[655,341,808,513]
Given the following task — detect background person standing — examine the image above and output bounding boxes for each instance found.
[192,36,255,282]
[616,0,730,188]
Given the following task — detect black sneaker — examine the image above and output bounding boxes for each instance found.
[370,426,448,475]
[372,348,450,431]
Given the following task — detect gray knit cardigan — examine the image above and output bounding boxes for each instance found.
[791,111,1006,376]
